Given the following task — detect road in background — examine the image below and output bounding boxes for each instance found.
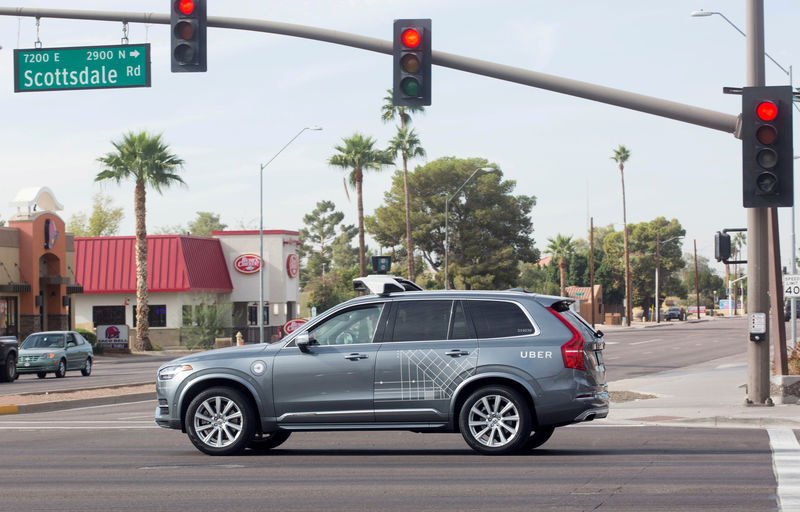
[603,317,746,381]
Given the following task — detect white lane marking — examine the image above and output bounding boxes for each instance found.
[768,428,800,511]
[604,341,619,345]
[630,339,661,346]
[0,426,158,430]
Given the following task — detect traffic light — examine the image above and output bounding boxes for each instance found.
[714,231,731,262]
[393,19,431,107]
[742,85,794,207]
[170,0,207,72]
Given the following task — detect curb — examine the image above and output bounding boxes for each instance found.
[0,391,155,415]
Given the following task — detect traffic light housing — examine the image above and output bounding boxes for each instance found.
[742,85,793,207]
[714,231,731,262]
[170,0,207,72]
[393,19,431,107]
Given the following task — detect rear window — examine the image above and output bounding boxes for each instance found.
[468,300,535,339]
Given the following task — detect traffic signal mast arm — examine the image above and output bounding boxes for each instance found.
[0,6,741,135]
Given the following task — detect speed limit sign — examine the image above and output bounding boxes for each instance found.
[784,274,800,298]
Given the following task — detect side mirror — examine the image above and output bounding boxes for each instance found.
[296,333,311,353]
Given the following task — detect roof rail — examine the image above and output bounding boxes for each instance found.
[353,275,423,296]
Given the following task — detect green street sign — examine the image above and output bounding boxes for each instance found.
[14,44,151,92]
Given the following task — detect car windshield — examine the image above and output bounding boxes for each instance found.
[668,308,680,312]
[21,334,65,349]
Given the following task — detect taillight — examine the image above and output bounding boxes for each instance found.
[546,307,586,371]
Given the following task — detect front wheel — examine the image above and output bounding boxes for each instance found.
[37,372,47,379]
[248,430,292,452]
[54,359,66,378]
[186,387,255,456]
[0,354,16,382]
[81,357,92,376]
[459,386,531,455]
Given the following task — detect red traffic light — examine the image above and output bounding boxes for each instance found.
[177,0,195,15]
[402,28,421,48]
[756,101,778,121]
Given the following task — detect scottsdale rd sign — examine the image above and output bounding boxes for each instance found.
[14,44,151,92]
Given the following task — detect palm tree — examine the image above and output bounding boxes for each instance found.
[387,127,425,280]
[546,234,576,297]
[381,88,425,130]
[96,131,185,350]
[611,145,632,326]
[329,133,395,277]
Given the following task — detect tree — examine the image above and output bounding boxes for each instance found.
[387,127,426,281]
[611,145,632,325]
[368,157,538,289]
[381,88,425,130]
[682,253,725,311]
[67,193,124,237]
[382,89,426,281]
[96,131,185,350]
[329,133,395,277]
[546,234,576,297]
[298,200,346,287]
[187,211,226,236]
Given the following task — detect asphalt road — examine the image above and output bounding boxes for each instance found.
[0,400,789,511]
[602,317,747,381]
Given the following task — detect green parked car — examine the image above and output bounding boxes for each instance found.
[17,331,93,379]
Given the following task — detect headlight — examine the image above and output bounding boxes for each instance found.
[39,353,55,360]
[158,364,193,380]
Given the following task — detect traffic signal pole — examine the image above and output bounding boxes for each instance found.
[745,0,771,405]
[0,6,739,135]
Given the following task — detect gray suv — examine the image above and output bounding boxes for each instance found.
[155,275,608,455]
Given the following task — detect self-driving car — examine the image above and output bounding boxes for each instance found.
[155,275,608,456]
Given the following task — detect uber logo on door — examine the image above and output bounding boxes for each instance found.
[521,351,552,359]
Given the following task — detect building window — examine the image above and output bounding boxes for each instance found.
[133,305,167,328]
[248,304,269,326]
[92,305,125,327]
[0,297,18,337]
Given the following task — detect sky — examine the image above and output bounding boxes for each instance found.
[1,1,798,277]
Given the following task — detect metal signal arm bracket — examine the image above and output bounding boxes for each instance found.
[722,227,747,264]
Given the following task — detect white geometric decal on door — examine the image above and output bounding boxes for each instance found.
[375,348,479,401]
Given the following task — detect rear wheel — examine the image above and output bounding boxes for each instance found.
[248,430,292,452]
[459,386,531,455]
[0,353,16,382]
[186,387,255,456]
[54,359,66,378]
[81,357,92,376]
[522,426,555,451]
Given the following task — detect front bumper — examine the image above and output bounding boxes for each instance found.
[17,359,58,373]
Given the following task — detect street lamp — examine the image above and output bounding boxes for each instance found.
[258,125,322,343]
[444,167,497,290]
[654,235,683,323]
[692,8,798,346]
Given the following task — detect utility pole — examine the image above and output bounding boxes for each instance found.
[590,217,595,328]
[694,239,701,320]
[745,0,771,405]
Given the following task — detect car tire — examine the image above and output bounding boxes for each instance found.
[247,430,291,452]
[186,387,255,456]
[36,372,47,379]
[459,385,531,455]
[0,353,16,382]
[81,357,92,376]
[55,359,66,378]
[522,426,555,451]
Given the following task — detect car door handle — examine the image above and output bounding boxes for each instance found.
[445,349,470,357]
[344,353,368,360]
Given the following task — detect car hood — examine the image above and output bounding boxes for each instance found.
[161,343,273,367]
[19,348,64,354]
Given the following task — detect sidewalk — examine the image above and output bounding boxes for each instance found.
[601,351,800,429]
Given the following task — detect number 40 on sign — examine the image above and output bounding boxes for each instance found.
[783,274,800,298]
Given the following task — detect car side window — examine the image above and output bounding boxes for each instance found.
[449,301,471,340]
[67,333,76,347]
[468,300,535,339]
[391,300,452,342]
[307,304,384,346]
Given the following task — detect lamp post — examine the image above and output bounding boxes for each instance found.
[692,7,798,349]
[444,167,496,290]
[654,234,683,323]
[258,126,322,343]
